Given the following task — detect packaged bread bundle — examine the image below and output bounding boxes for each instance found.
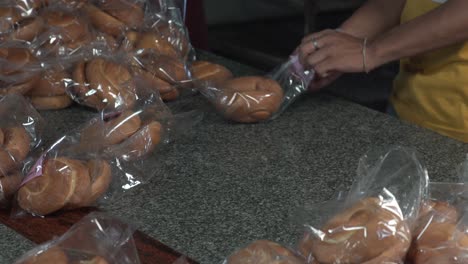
[406,157,468,264]
[13,212,141,264]
[0,0,44,42]
[223,240,305,264]
[28,5,100,61]
[296,146,428,264]
[0,94,44,206]
[65,52,139,111]
[197,54,314,123]
[0,41,44,96]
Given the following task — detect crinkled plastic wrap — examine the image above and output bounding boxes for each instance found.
[0,94,44,205]
[0,0,43,42]
[297,146,428,264]
[199,55,314,123]
[13,212,141,264]
[65,52,139,111]
[406,156,468,264]
[0,41,44,96]
[223,240,305,264]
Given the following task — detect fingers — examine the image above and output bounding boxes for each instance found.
[314,58,337,77]
[299,29,336,65]
[306,46,332,67]
[301,29,336,44]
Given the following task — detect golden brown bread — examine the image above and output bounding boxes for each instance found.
[115,121,162,161]
[0,7,44,41]
[98,0,144,30]
[42,11,90,43]
[27,71,69,96]
[0,47,40,95]
[407,201,468,264]
[0,170,23,200]
[214,76,284,123]
[226,240,304,264]
[29,94,73,110]
[192,61,233,85]
[71,58,136,110]
[83,3,126,37]
[82,160,112,207]
[19,246,68,264]
[299,197,411,264]
[0,126,30,176]
[17,157,89,215]
[136,32,179,58]
[134,67,180,101]
[155,22,191,59]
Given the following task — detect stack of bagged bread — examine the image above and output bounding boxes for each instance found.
[14,212,140,264]
[0,94,43,205]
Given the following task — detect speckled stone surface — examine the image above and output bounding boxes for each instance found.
[0,51,467,264]
[0,224,34,263]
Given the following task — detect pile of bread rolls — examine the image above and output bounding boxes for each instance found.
[223,195,468,264]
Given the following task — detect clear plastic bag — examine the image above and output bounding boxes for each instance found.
[0,41,44,96]
[297,146,428,264]
[13,212,141,264]
[223,240,305,264]
[0,94,44,205]
[0,0,43,42]
[198,54,314,123]
[65,52,138,111]
[406,156,468,264]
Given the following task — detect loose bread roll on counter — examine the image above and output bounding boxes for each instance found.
[407,200,468,264]
[298,197,411,264]
[17,157,113,215]
[0,47,40,95]
[192,60,233,85]
[213,76,284,123]
[26,70,73,110]
[71,58,136,110]
[226,240,304,264]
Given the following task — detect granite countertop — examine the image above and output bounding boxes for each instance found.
[0,51,467,263]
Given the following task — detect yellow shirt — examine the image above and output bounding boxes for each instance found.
[391,0,468,142]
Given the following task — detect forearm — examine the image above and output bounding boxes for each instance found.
[369,0,468,68]
[339,0,406,39]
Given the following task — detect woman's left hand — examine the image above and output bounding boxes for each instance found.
[298,30,377,77]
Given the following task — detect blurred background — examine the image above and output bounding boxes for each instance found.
[186,0,399,113]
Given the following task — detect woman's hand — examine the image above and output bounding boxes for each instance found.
[299,30,378,78]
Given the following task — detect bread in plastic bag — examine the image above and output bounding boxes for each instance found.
[0,94,44,205]
[199,54,313,123]
[13,212,141,264]
[224,240,305,264]
[297,146,428,264]
[0,41,43,95]
[406,156,468,264]
[0,1,44,42]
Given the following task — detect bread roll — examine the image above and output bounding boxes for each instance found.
[42,11,90,43]
[82,160,112,207]
[71,58,136,110]
[0,7,44,41]
[19,246,68,264]
[407,201,468,264]
[0,47,39,95]
[134,67,179,101]
[214,76,284,123]
[27,71,69,96]
[112,121,162,161]
[0,170,23,200]
[136,32,179,58]
[192,61,233,85]
[17,157,89,215]
[155,22,191,59]
[0,127,30,176]
[99,0,143,28]
[299,197,411,264]
[226,240,304,264]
